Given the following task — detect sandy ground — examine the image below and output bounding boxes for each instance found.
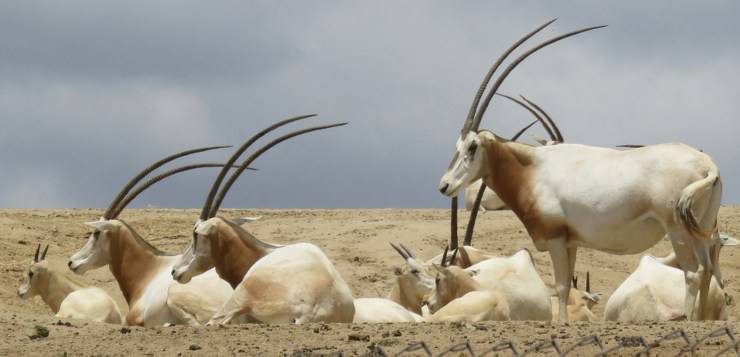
[1,207,740,356]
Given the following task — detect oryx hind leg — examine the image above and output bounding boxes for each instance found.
[667,227,703,320]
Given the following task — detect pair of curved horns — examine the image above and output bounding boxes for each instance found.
[462,19,605,134]
[497,93,563,143]
[200,114,348,220]
[34,244,49,263]
[102,145,237,220]
[390,243,416,260]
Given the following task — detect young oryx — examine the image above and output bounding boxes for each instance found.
[171,114,355,324]
[437,19,723,321]
[550,272,601,322]
[68,146,240,327]
[18,245,122,324]
[604,234,738,322]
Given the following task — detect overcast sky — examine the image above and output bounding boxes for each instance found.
[1,1,738,209]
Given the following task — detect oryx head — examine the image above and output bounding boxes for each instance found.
[67,145,235,274]
[17,244,50,299]
[423,247,477,313]
[389,243,436,308]
[438,19,604,197]
[172,114,347,283]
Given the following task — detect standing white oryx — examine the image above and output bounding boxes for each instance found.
[437,19,723,321]
[605,234,738,322]
[171,114,355,324]
[68,146,240,326]
[18,245,122,324]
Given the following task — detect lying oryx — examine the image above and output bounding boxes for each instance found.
[18,245,122,324]
[437,19,723,321]
[422,262,510,323]
[171,115,355,324]
[68,146,239,327]
[550,272,601,322]
[391,245,552,321]
[604,234,738,322]
[353,298,423,323]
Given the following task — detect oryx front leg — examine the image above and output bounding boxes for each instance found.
[208,285,251,325]
[548,238,573,323]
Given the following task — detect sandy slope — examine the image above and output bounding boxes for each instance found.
[1,207,739,356]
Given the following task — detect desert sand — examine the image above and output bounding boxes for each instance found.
[1,206,739,356]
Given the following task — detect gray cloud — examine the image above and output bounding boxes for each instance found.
[0,1,738,209]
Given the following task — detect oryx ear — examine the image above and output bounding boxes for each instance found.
[532,134,548,146]
[231,216,262,226]
[720,234,740,247]
[582,292,603,303]
[194,221,217,236]
[83,220,116,232]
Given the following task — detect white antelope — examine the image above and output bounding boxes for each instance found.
[18,245,122,324]
[437,19,723,321]
[353,298,423,323]
[68,146,241,326]
[605,234,738,322]
[171,114,355,324]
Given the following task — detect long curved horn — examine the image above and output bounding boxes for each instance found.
[616,144,644,148]
[33,244,40,262]
[199,114,317,221]
[471,25,606,131]
[495,93,556,141]
[41,245,49,261]
[209,123,348,217]
[399,244,416,259]
[390,243,409,260]
[111,163,249,218]
[462,19,557,134]
[449,248,459,266]
[441,245,450,267]
[520,95,563,142]
[450,197,459,250]
[510,120,538,141]
[102,145,232,220]
[586,271,591,293]
[463,181,486,246]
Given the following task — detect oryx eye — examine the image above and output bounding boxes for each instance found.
[411,269,419,275]
[28,271,34,278]
[467,143,478,158]
[93,232,100,241]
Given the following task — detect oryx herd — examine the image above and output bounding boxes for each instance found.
[17,19,736,326]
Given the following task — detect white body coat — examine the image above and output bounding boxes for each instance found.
[605,254,727,322]
[353,298,422,323]
[209,243,355,324]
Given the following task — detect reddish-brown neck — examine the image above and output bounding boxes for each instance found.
[108,226,167,305]
[211,220,272,288]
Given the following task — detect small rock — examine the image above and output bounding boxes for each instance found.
[120,327,131,334]
[189,344,202,351]
[348,334,370,342]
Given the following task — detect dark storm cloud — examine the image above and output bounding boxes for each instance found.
[0,1,738,209]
